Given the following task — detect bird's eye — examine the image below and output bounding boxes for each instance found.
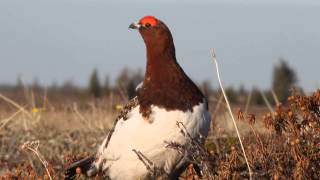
[145,23,151,28]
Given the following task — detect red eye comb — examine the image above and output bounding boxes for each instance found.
[139,16,158,26]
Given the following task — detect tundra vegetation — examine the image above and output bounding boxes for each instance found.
[0,60,319,179]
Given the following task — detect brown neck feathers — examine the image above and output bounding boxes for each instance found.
[137,21,204,118]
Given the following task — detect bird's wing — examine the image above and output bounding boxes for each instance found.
[115,96,139,121]
[103,96,139,148]
[64,97,139,179]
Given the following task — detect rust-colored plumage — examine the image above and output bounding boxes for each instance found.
[65,16,211,180]
[135,17,204,118]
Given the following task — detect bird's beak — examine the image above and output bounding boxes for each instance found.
[129,22,141,29]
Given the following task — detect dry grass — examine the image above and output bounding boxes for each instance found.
[0,95,114,179]
[0,90,319,179]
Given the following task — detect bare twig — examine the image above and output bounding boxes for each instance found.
[165,121,214,179]
[271,89,280,105]
[132,149,168,178]
[259,90,275,115]
[0,93,32,118]
[0,109,24,131]
[211,49,253,180]
[21,140,52,180]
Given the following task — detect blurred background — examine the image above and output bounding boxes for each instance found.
[1,1,320,177]
[0,0,319,105]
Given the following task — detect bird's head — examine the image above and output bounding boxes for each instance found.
[129,15,158,30]
[129,16,174,54]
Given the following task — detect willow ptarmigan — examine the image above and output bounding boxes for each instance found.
[65,15,211,180]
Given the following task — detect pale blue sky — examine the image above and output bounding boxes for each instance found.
[0,0,319,91]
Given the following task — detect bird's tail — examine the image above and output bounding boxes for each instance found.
[64,155,97,180]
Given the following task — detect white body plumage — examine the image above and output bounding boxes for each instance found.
[94,99,211,180]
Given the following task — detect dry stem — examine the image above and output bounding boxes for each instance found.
[21,140,53,180]
[211,49,253,179]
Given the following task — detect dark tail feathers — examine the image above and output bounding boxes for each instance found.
[64,155,96,180]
